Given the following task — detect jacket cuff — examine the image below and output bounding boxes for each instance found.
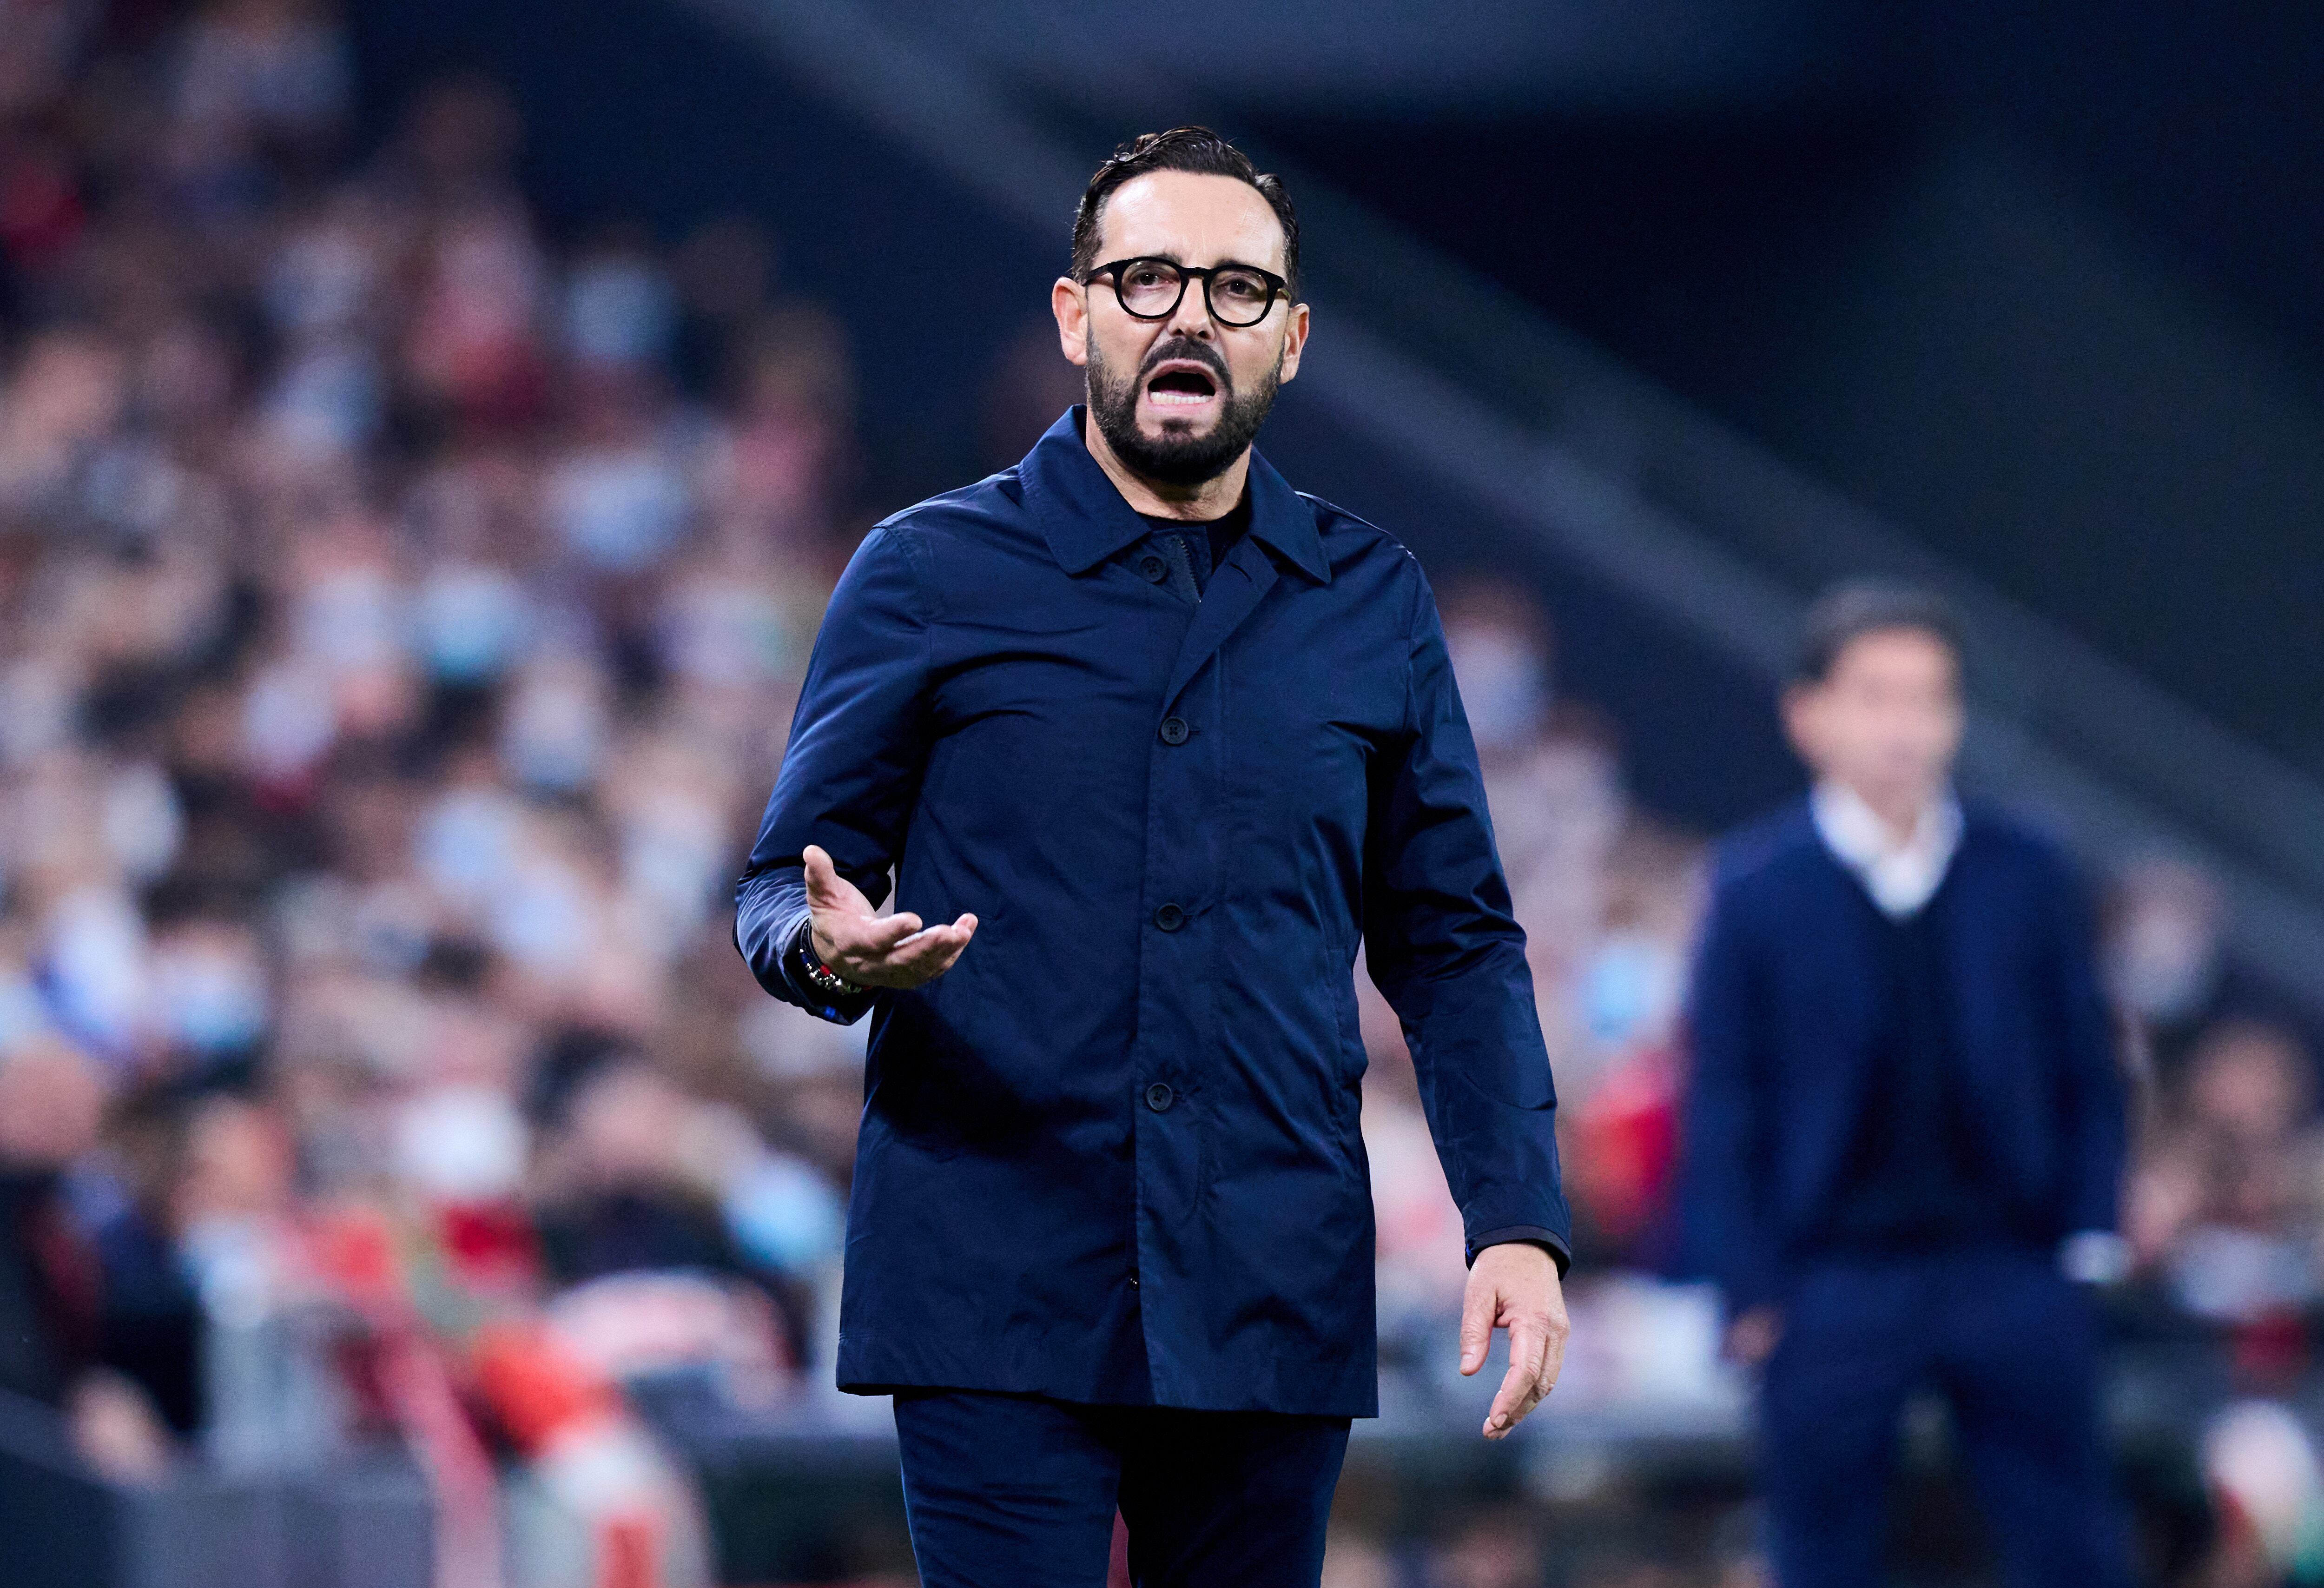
[1467,1226,1571,1278]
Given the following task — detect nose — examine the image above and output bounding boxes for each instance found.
[1163,274,1219,341]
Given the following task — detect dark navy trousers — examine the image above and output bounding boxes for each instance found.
[892,1390,1352,1588]
[1761,1244,2130,1588]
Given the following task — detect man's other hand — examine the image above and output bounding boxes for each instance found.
[1458,1242,1569,1440]
[1723,1305,1783,1367]
[804,844,977,989]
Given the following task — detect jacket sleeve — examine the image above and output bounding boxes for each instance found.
[1678,873,1782,1313]
[1362,570,1572,1273]
[2035,844,2129,1237]
[733,523,933,1023]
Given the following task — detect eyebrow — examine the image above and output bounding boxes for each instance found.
[1117,252,1274,273]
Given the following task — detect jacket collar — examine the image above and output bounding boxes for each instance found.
[1018,407,1329,584]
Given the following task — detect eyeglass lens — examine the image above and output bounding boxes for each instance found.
[1112,260,1277,327]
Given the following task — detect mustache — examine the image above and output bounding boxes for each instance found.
[1139,337,1231,389]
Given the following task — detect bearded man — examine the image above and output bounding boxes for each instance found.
[735,127,1571,1588]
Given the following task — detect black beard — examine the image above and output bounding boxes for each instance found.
[1086,335,1281,488]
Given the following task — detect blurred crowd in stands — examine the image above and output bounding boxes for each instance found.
[1,4,2321,1586]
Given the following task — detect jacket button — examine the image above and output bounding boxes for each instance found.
[1128,1274,1139,1288]
[1145,1082,1175,1112]
[1137,554,1168,583]
[1158,716,1189,746]
[1152,902,1185,932]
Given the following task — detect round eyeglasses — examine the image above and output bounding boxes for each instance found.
[1083,257,1289,329]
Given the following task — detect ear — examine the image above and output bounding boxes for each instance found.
[1779,682,1821,768]
[1274,300,1312,385]
[1053,277,1091,368]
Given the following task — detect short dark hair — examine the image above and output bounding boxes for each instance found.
[1794,579,1964,684]
[1070,126,1300,298]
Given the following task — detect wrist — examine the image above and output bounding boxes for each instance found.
[1468,1227,1572,1277]
[791,917,864,999]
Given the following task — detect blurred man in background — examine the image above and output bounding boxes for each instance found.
[0,1039,185,1480]
[1682,582,2132,1587]
[735,127,1571,1587]
[0,1041,109,1407]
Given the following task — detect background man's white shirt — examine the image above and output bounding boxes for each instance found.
[1810,780,1962,919]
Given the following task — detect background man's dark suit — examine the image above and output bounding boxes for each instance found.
[1684,799,2130,1587]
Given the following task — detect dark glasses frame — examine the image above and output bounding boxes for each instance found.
[1082,256,1290,328]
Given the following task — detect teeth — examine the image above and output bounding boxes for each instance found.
[1149,389,1214,405]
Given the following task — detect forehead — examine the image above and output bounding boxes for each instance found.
[1095,171,1287,272]
[1829,626,1960,684]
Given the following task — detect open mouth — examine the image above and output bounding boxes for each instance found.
[1144,364,1220,409]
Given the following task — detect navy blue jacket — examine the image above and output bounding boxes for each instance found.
[1680,799,2127,1313]
[735,410,1570,1416]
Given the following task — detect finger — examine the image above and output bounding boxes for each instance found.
[1483,1319,1549,1438]
[1457,1276,1496,1377]
[1483,1360,1533,1437]
[890,911,979,945]
[882,920,977,978]
[801,845,845,906]
[807,849,881,924]
[869,912,927,948]
[1538,1317,1570,1396]
[891,916,978,977]
[831,911,923,959]
[842,921,967,986]
[883,913,976,955]
[930,914,979,970]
